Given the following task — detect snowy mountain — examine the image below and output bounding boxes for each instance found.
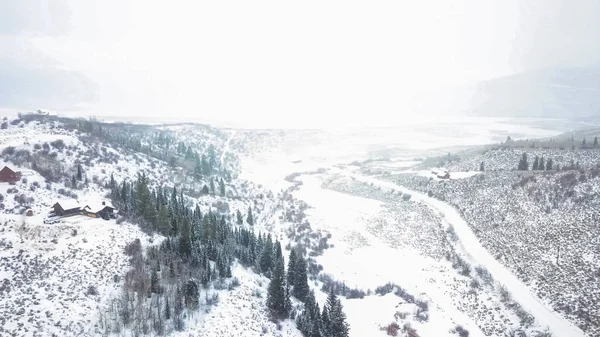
[410,66,600,122]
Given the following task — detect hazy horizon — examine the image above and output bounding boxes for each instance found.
[2,0,600,128]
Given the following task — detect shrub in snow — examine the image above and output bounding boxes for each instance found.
[0,194,3,202]
[474,266,494,285]
[71,229,77,237]
[415,307,429,322]
[205,292,219,306]
[50,139,66,150]
[402,323,420,337]
[469,279,480,289]
[451,325,470,337]
[0,122,7,129]
[375,282,397,296]
[124,238,142,256]
[381,322,400,336]
[228,277,240,290]
[499,285,511,303]
[86,285,99,296]
[318,273,367,299]
[2,146,15,156]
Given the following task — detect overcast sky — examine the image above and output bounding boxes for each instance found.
[1,0,600,128]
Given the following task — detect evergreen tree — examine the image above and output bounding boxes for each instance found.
[247,206,254,226]
[184,280,199,309]
[274,240,283,263]
[71,175,77,188]
[259,234,274,275]
[532,156,539,170]
[151,268,160,294]
[236,210,244,225]
[77,164,83,181]
[219,178,226,196]
[157,204,170,235]
[538,157,545,170]
[209,177,216,195]
[179,218,192,257]
[287,249,297,289]
[546,158,553,170]
[322,306,331,337]
[266,258,287,319]
[479,161,485,172]
[201,154,210,175]
[325,289,349,337]
[594,136,598,147]
[293,254,310,302]
[202,185,209,195]
[164,297,171,320]
[582,138,587,147]
[518,153,529,170]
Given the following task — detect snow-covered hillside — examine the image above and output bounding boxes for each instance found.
[0,114,305,337]
[380,143,600,336]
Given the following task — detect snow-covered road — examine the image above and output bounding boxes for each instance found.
[345,172,585,337]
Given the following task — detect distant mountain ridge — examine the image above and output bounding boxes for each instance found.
[462,66,600,120]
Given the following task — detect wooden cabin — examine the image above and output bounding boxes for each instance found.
[0,166,22,183]
[52,199,81,216]
[82,201,116,219]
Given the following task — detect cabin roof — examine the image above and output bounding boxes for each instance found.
[82,200,114,213]
[54,199,80,211]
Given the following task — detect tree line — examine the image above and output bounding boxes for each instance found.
[105,173,349,336]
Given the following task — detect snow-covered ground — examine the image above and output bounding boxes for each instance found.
[0,212,157,337]
[344,171,585,337]
[3,113,585,337]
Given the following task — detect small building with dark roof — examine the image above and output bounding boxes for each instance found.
[82,201,116,219]
[0,166,22,183]
[52,199,81,216]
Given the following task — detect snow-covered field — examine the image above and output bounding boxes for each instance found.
[4,113,591,337]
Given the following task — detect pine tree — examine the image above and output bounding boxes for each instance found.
[538,157,545,170]
[202,185,209,195]
[151,268,160,294]
[266,258,287,319]
[71,175,77,188]
[518,153,529,171]
[77,164,83,181]
[532,156,539,170]
[287,249,297,287]
[184,280,199,309]
[236,210,244,225]
[546,158,553,170]
[293,254,310,302]
[479,161,485,172]
[322,306,331,337]
[274,240,283,264]
[325,289,349,337]
[210,177,216,195]
[219,178,226,196]
[164,297,171,320]
[259,234,273,275]
[582,138,587,147]
[179,218,192,257]
[594,137,598,147]
[247,206,254,226]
